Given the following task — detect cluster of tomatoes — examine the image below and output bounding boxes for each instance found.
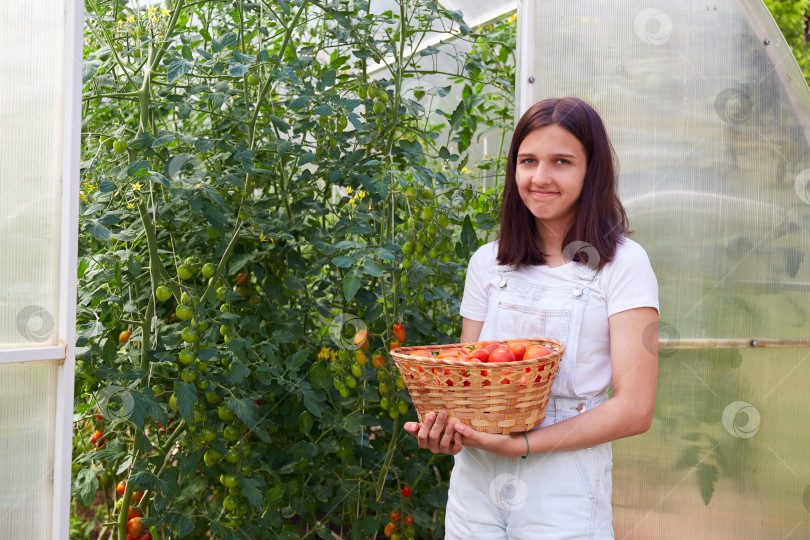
[334,323,411,419]
[404,340,554,387]
[382,487,415,539]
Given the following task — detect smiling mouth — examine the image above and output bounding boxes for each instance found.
[530,191,558,197]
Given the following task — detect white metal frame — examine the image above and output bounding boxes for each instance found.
[52,0,82,537]
[516,0,534,118]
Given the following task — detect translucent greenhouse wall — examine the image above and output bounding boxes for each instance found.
[0,1,81,538]
[519,0,810,538]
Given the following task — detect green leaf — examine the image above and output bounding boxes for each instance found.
[74,464,102,507]
[225,396,258,429]
[240,476,263,509]
[697,463,718,505]
[461,215,478,253]
[449,100,465,131]
[212,31,238,53]
[175,382,196,423]
[151,133,175,148]
[321,68,337,87]
[167,59,194,83]
[127,160,150,176]
[87,220,111,241]
[166,153,196,179]
[148,173,171,187]
[342,274,362,302]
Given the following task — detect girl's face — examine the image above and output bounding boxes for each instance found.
[515,124,587,235]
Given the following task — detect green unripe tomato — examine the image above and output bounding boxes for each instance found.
[206,391,223,404]
[223,425,240,442]
[358,85,368,99]
[113,139,127,154]
[169,393,178,410]
[405,187,418,203]
[402,241,413,255]
[389,408,399,420]
[379,396,390,410]
[396,375,407,391]
[437,213,450,227]
[223,495,239,511]
[182,369,197,383]
[367,85,376,99]
[339,386,350,398]
[175,304,193,321]
[397,400,409,414]
[218,405,235,421]
[345,375,357,389]
[225,451,240,464]
[220,473,239,488]
[102,137,115,148]
[422,207,435,221]
[414,242,424,254]
[247,74,261,86]
[420,187,434,199]
[216,286,228,301]
[429,247,438,259]
[204,449,222,466]
[152,384,163,395]
[373,100,385,114]
[202,262,216,278]
[401,258,411,269]
[155,285,172,302]
[178,264,194,281]
[378,89,390,102]
[196,379,209,390]
[350,363,363,378]
[178,348,196,365]
[427,223,437,236]
[378,382,390,395]
[181,291,190,305]
[195,359,209,371]
[202,427,217,443]
[181,327,199,343]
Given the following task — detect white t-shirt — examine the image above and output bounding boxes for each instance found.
[459,237,659,396]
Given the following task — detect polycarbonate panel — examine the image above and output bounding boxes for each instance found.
[0,360,58,538]
[0,2,64,349]
[524,1,810,537]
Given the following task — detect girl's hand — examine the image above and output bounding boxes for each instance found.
[453,423,525,458]
[403,410,463,455]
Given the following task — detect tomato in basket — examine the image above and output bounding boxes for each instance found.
[524,345,553,360]
[489,346,516,363]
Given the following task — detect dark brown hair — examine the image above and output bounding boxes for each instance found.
[497,97,629,269]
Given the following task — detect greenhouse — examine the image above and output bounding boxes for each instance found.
[1,0,809,538]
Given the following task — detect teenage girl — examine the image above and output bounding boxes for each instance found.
[403,97,659,539]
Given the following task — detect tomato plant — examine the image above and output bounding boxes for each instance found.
[75,1,515,538]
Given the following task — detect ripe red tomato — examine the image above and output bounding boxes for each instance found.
[117,480,126,496]
[524,345,553,360]
[235,272,248,285]
[390,510,401,522]
[409,349,432,357]
[127,516,145,537]
[371,353,386,369]
[131,490,144,503]
[392,323,406,344]
[384,521,397,537]
[507,340,529,360]
[389,340,401,351]
[404,514,413,525]
[90,430,104,447]
[119,330,132,344]
[401,486,411,498]
[127,505,141,520]
[468,348,489,362]
[488,347,516,363]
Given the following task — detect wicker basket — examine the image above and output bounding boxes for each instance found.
[391,338,564,434]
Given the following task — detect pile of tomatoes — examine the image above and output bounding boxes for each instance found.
[406,339,553,363]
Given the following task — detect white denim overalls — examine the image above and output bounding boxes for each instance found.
[445,261,614,540]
